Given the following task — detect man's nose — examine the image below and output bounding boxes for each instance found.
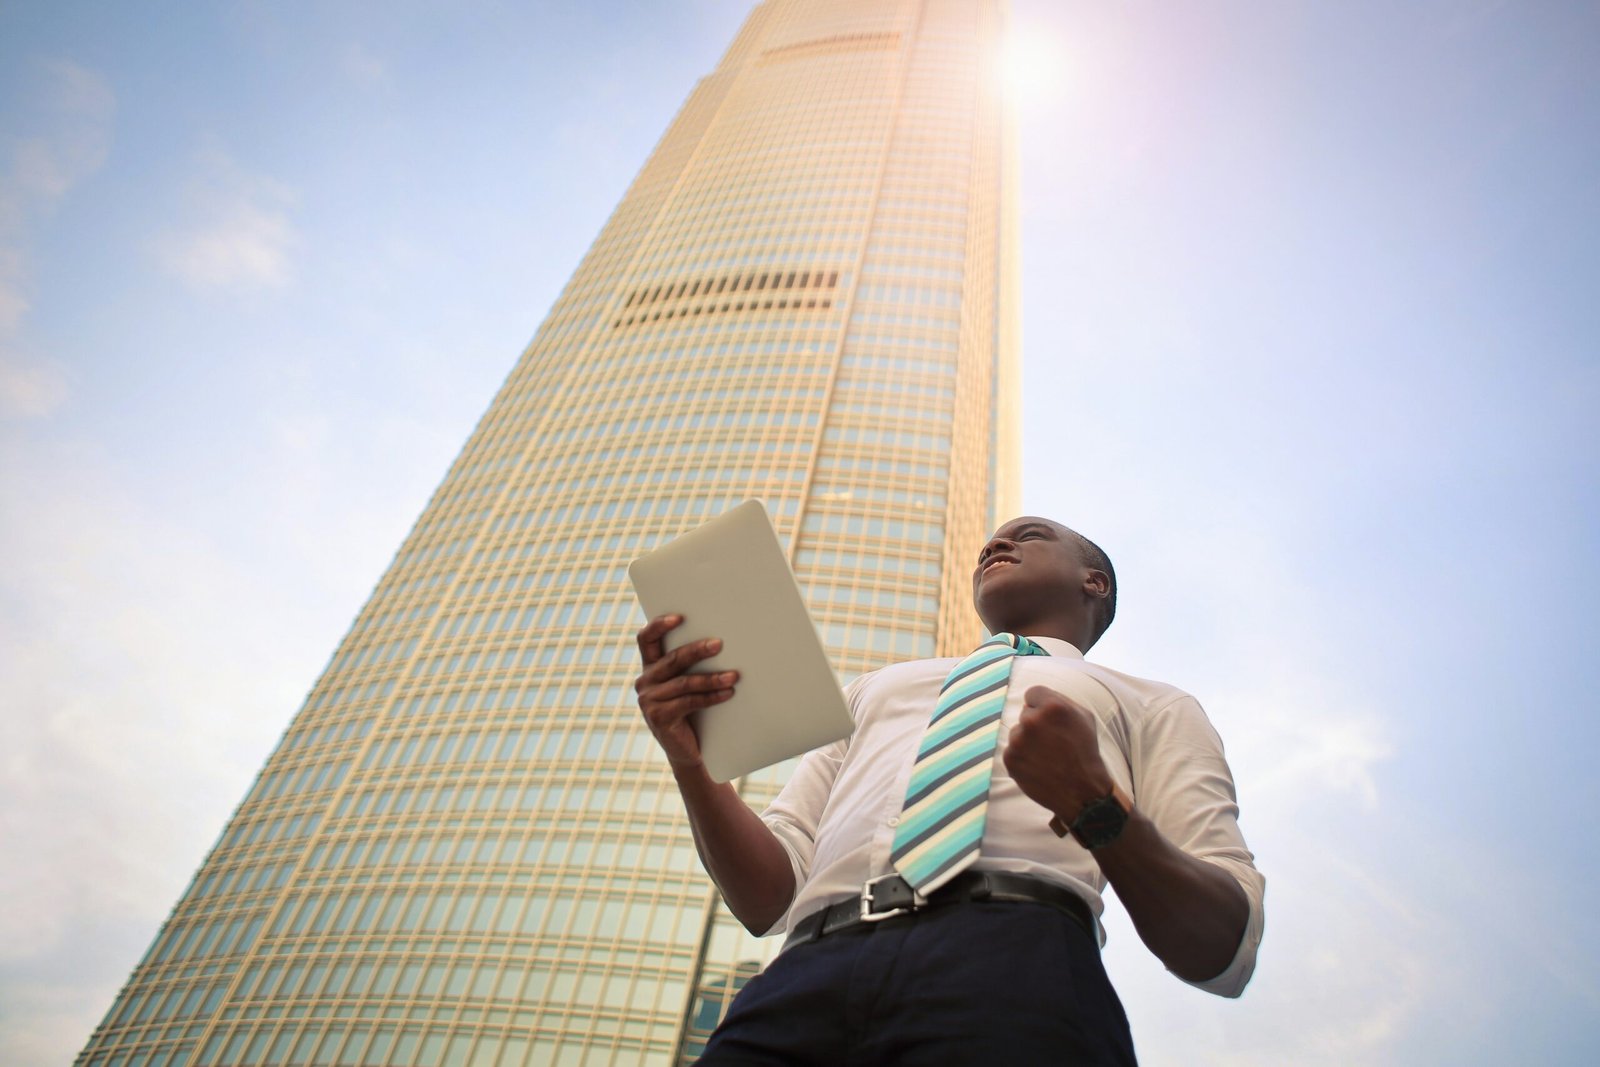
[980,536,1015,562]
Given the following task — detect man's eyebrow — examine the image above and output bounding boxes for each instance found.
[1005,522,1057,539]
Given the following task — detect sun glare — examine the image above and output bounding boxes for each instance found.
[998,27,1063,101]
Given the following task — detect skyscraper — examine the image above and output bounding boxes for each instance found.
[78,0,1019,1063]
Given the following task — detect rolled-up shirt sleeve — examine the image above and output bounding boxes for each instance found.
[755,674,869,935]
[760,739,844,906]
[1132,694,1265,998]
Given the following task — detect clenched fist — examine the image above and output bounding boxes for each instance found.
[1002,684,1117,830]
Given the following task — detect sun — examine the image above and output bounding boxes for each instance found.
[997,24,1064,102]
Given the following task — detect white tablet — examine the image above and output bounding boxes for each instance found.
[628,500,853,783]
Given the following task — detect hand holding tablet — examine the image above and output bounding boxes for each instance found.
[632,617,739,773]
[629,501,854,782]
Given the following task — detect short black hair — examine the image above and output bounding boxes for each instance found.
[1068,530,1117,645]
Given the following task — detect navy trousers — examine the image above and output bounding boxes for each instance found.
[697,901,1138,1066]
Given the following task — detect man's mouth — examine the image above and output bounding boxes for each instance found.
[981,557,1018,576]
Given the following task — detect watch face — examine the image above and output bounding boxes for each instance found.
[1072,794,1129,849]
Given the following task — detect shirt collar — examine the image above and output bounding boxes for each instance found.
[1028,636,1085,660]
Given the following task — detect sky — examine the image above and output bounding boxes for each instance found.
[1,1,1597,1064]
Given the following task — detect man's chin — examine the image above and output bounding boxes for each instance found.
[975,586,1030,633]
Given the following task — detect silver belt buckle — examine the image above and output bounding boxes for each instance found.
[859,873,924,922]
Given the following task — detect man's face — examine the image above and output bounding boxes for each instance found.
[971,516,1091,633]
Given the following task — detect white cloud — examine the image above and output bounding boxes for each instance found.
[1108,840,1462,1066]
[1230,696,1395,812]
[0,980,101,1067]
[0,349,69,419]
[1099,682,1457,1066]
[0,377,440,1064]
[0,232,66,418]
[0,443,321,1060]
[342,43,391,92]
[0,59,114,225]
[153,151,299,290]
[0,60,114,422]
[0,245,29,334]
[12,129,98,206]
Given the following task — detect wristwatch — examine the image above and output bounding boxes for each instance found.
[1049,783,1134,849]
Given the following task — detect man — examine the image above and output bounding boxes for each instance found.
[634,516,1264,1064]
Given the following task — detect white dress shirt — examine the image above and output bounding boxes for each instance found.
[760,636,1265,998]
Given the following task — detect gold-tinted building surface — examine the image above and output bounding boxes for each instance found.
[77,1,1019,1064]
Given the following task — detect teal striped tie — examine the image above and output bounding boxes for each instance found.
[891,633,1049,894]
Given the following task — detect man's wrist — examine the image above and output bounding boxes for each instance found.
[1049,782,1134,849]
[670,757,715,792]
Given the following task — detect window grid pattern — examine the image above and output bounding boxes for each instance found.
[78,2,1017,1065]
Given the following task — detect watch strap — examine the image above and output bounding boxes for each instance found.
[1048,782,1134,847]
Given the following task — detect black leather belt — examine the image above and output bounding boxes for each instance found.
[785,871,1094,948]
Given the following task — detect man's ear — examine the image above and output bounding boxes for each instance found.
[1083,569,1110,601]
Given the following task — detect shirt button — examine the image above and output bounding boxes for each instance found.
[887,816,900,827]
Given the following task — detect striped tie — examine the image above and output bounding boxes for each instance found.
[891,633,1049,895]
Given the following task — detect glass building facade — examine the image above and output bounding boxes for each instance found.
[77,1,1019,1064]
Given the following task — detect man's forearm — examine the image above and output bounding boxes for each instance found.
[673,764,797,934]
[1093,810,1249,983]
